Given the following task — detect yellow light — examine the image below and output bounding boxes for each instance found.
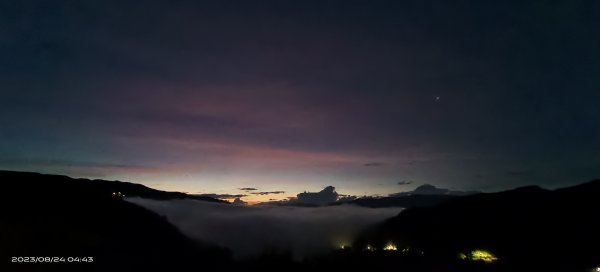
[365,244,374,251]
[383,242,397,251]
[458,252,467,260]
[470,249,498,263]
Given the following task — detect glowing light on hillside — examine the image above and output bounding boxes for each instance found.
[459,249,498,263]
[112,192,124,198]
[383,242,397,251]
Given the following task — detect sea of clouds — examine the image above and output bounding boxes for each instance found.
[127,197,401,259]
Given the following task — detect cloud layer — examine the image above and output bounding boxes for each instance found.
[127,197,401,259]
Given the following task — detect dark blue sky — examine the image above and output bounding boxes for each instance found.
[1,1,599,203]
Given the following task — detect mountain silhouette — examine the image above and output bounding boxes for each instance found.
[336,194,457,208]
[336,184,479,208]
[2,170,599,272]
[0,170,226,202]
[354,180,600,271]
[0,170,230,272]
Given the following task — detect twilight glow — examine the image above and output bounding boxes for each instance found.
[1,1,599,203]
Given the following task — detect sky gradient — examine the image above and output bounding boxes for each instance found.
[1,1,599,203]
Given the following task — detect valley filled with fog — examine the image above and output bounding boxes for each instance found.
[128,198,401,259]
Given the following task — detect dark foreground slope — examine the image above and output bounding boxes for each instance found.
[0,170,230,272]
[352,180,600,271]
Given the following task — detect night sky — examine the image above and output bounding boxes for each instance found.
[1,1,599,203]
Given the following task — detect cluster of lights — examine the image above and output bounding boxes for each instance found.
[383,242,397,251]
[112,192,125,198]
[358,242,414,253]
[341,243,499,264]
[458,249,498,263]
